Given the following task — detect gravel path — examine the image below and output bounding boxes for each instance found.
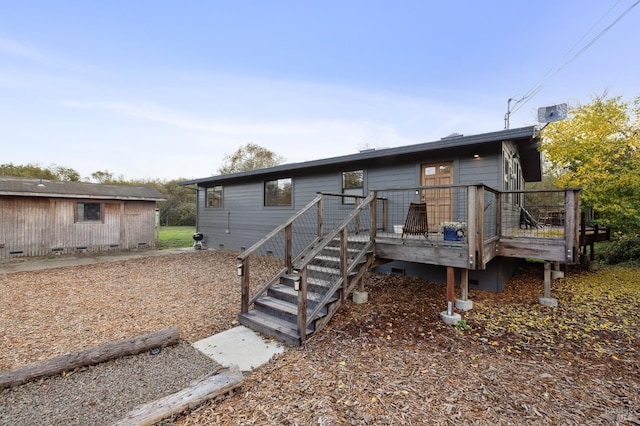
[0,249,247,425]
[0,341,221,425]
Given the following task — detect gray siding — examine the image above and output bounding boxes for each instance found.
[196,148,507,252]
[368,162,418,190]
[197,172,343,251]
[459,155,500,188]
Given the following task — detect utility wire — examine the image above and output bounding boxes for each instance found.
[511,0,625,115]
[507,0,639,120]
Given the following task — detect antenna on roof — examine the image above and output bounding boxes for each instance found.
[504,96,525,129]
[537,103,568,124]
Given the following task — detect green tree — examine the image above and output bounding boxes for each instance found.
[156,179,196,226]
[541,95,640,234]
[0,163,80,181]
[217,143,285,175]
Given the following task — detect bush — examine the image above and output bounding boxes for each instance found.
[597,235,640,266]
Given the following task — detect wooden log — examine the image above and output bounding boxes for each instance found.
[112,365,243,426]
[0,327,180,389]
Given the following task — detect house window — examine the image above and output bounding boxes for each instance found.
[342,170,364,204]
[206,186,223,208]
[77,202,101,222]
[264,178,292,206]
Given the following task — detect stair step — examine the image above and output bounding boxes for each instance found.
[307,264,341,275]
[268,284,339,307]
[278,274,340,295]
[255,296,327,324]
[322,246,362,256]
[238,311,312,346]
[326,238,368,248]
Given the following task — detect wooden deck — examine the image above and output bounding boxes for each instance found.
[236,188,610,345]
[370,186,589,269]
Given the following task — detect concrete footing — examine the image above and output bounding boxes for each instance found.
[455,299,473,311]
[551,270,564,280]
[588,260,600,271]
[440,311,462,325]
[538,297,558,308]
[353,291,368,304]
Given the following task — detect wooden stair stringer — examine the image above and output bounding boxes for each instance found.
[239,234,374,346]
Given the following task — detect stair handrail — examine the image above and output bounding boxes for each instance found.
[238,194,323,314]
[238,194,322,261]
[293,193,377,333]
[293,192,376,271]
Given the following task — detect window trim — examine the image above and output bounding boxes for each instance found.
[76,201,103,223]
[264,177,293,207]
[205,185,223,209]
[342,169,364,205]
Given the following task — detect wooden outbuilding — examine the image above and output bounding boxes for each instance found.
[0,177,165,259]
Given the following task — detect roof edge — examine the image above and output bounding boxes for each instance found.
[180,125,540,186]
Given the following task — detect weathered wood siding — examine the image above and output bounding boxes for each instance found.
[0,197,157,259]
[123,201,157,249]
[0,196,49,258]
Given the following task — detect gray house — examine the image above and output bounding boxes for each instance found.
[182,126,586,345]
[0,177,166,259]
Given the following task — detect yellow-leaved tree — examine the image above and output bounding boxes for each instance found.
[541,95,640,235]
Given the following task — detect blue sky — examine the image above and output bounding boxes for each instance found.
[1,1,638,181]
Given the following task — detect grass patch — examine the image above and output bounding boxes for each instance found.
[157,226,195,249]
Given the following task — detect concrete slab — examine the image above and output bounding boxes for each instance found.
[193,326,285,372]
[539,297,558,308]
[455,298,473,311]
[440,311,462,325]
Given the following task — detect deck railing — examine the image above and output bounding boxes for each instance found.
[371,185,582,265]
[238,186,584,318]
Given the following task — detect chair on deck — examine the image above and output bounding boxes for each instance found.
[402,202,428,238]
[520,207,542,229]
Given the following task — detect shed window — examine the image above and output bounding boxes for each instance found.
[206,185,223,208]
[342,170,364,204]
[77,202,101,222]
[264,178,292,206]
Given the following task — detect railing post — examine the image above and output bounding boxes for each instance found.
[285,223,293,273]
[317,195,324,238]
[240,258,250,313]
[476,185,484,268]
[355,196,361,234]
[467,185,478,269]
[564,189,580,263]
[298,266,308,344]
[340,227,348,302]
[496,191,503,238]
[370,191,378,240]
[382,197,388,233]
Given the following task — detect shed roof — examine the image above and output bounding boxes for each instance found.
[181,125,542,186]
[0,177,166,201]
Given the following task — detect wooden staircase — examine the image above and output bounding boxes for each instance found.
[238,237,373,346]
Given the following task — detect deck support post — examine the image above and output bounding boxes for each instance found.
[551,262,564,280]
[539,261,558,307]
[455,269,473,311]
[440,266,462,325]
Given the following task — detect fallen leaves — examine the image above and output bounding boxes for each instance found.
[1,253,639,424]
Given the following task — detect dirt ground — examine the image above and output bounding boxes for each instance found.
[1,250,639,425]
